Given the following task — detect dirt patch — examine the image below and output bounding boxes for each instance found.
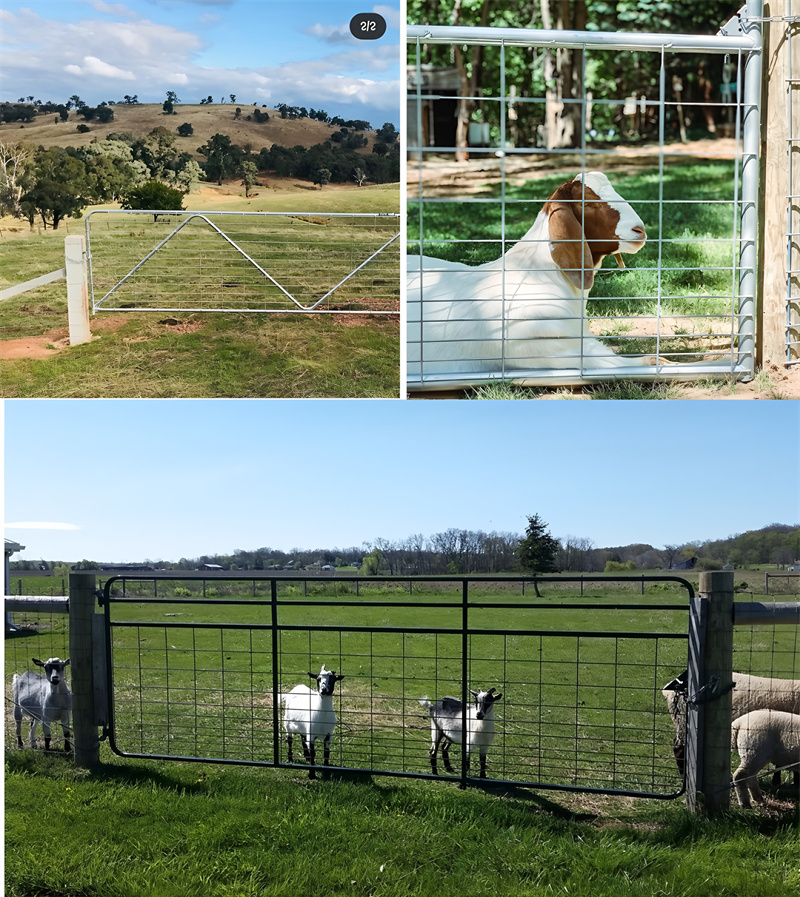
[0,328,71,359]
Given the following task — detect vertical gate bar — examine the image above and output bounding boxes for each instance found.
[738,0,763,378]
[730,49,744,371]
[786,1,795,364]
[415,36,425,382]
[461,578,469,788]
[656,46,666,369]
[580,42,588,372]
[271,578,279,766]
[500,40,508,375]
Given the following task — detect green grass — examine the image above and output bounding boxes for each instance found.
[5,750,799,897]
[0,185,400,397]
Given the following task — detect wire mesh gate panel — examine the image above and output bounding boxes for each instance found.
[85,211,400,314]
[407,4,763,390]
[101,574,692,797]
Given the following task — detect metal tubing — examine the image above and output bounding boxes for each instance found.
[4,596,68,613]
[407,24,760,53]
[738,0,763,377]
[733,601,800,625]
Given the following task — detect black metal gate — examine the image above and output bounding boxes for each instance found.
[100,574,693,797]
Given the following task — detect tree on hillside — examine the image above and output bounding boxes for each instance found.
[121,180,184,221]
[197,133,235,184]
[166,91,180,105]
[162,100,174,115]
[19,147,89,230]
[516,513,559,596]
[239,160,258,197]
[0,141,33,217]
[353,167,367,186]
[313,167,332,189]
[177,122,194,137]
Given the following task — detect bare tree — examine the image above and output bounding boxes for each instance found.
[540,0,587,149]
[0,142,32,217]
[451,0,491,162]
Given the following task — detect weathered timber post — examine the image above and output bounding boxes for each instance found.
[65,234,91,346]
[757,0,800,369]
[69,572,100,767]
[697,570,735,814]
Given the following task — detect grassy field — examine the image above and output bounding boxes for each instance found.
[0,183,400,398]
[5,575,799,896]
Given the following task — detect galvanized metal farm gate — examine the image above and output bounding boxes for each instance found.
[406,2,764,389]
[96,573,694,798]
[84,211,400,315]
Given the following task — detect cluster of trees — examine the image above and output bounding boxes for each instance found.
[410,0,744,154]
[14,523,797,577]
[0,128,202,228]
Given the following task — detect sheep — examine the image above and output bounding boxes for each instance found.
[419,687,502,779]
[280,664,344,779]
[662,669,800,785]
[12,657,72,753]
[730,710,800,808]
[407,171,651,380]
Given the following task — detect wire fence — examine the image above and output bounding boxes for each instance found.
[406,19,760,388]
[85,211,400,315]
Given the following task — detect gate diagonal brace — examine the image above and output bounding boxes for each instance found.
[94,213,400,312]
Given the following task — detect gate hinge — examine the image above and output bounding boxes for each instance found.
[94,588,107,607]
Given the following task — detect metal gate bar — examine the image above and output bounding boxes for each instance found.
[85,210,400,315]
[101,574,692,797]
[407,2,763,388]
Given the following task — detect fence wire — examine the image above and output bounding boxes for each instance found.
[86,211,400,315]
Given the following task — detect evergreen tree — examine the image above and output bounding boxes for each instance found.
[516,513,559,596]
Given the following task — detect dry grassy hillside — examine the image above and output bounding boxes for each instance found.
[1,103,383,158]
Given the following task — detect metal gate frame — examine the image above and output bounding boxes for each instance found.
[99,573,693,798]
[85,210,400,315]
[406,1,764,390]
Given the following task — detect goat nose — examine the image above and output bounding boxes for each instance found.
[632,225,646,238]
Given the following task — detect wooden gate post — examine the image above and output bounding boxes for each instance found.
[69,572,100,767]
[757,1,800,367]
[65,234,91,346]
[696,570,735,814]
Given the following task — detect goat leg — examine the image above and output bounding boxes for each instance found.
[322,733,331,780]
[286,733,294,762]
[479,754,487,779]
[63,727,72,754]
[442,741,455,774]
[305,738,317,780]
[429,745,438,775]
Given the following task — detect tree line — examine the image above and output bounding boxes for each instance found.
[11,523,798,575]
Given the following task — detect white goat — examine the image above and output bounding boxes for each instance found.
[662,670,800,785]
[13,657,72,753]
[408,171,650,380]
[280,664,344,779]
[730,710,800,808]
[419,687,502,779]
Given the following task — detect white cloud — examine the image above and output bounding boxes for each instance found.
[373,5,401,30]
[64,56,136,80]
[6,522,82,531]
[303,22,355,45]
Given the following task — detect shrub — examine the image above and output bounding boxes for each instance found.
[604,560,637,573]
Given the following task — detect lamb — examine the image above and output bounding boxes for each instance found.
[407,171,650,381]
[12,657,72,753]
[419,687,502,779]
[730,710,800,808]
[280,664,344,779]
[662,669,800,785]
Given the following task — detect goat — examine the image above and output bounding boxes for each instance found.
[663,669,800,787]
[419,687,502,779]
[280,664,344,779]
[13,657,72,753]
[730,710,800,808]
[408,171,650,378]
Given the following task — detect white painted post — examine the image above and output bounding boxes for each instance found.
[65,234,91,346]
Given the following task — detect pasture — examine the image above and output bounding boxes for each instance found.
[5,575,799,896]
[0,183,400,398]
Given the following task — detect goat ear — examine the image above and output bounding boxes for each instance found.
[469,689,478,698]
[335,674,345,681]
[32,658,44,666]
[492,692,503,702]
[308,672,318,680]
[64,659,70,666]
[548,204,594,291]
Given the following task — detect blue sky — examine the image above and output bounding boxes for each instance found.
[0,0,400,127]
[4,400,798,563]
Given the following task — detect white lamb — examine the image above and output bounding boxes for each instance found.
[730,710,800,808]
[280,664,344,779]
[662,670,800,785]
[12,657,72,752]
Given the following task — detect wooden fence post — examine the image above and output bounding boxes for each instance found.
[69,572,100,768]
[757,1,800,367]
[65,234,91,346]
[696,570,735,814]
